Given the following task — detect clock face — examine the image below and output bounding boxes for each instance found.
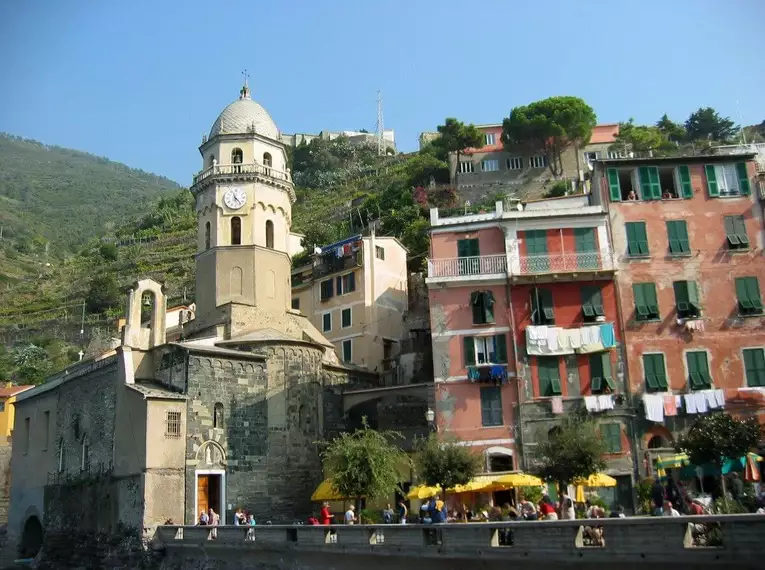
[223,188,247,210]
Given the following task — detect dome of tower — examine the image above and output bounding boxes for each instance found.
[208,83,279,140]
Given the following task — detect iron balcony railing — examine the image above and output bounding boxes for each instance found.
[428,254,507,278]
[518,251,614,274]
[191,162,292,187]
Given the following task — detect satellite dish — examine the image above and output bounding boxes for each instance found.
[516,203,524,211]
[313,247,322,255]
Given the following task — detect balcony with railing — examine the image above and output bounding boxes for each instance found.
[427,254,507,281]
[190,162,293,193]
[516,251,615,276]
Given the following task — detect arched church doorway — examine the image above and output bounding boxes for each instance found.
[19,515,43,558]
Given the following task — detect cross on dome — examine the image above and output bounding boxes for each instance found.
[240,69,251,100]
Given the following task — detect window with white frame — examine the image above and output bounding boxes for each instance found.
[342,339,352,363]
[474,336,498,364]
[529,155,548,168]
[507,157,523,170]
[336,272,356,295]
[322,312,332,332]
[485,133,496,145]
[712,164,741,196]
[482,159,499,172]
[459,161,474,174]
[584,151,601,163]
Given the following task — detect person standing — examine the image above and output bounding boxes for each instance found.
[320,502,334,525]
[344,505,357,525]
[382,504,394,524]
[397,500,408,524]
[651,479,665,516]
[560,490,576,520]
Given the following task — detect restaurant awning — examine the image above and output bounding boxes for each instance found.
[311,479,351,502]
[492,472,544,488]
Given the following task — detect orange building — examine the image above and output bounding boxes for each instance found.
[591,150,765,475]
[426,194,634,507]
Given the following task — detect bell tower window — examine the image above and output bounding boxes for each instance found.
[231,217,242,246]
[231,148,243,173]
[209,154,215,167]
[204,221,211,250]
[266,220,274,249]
[263,152,272,167]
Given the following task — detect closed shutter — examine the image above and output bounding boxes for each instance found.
[677,165,693,198]
[626,222,649,256]
[607,168,621,201]
[666,221,690,254]
[464,337,476,366]
[336,276,343,295]
[480,387,503,427]
[687,352,711,389]
[601,424,622,453]
[705,165,719,197]
[574,227,598,269]
[538,357,561,396]
[644,283,659,317]
[736,162,751,195]
[644,354,667,391]
[348,271,356,292]
[495,334,508,363]
[639,166,661,200]
[744,349,765,387]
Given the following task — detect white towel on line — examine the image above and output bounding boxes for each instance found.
[643,394,664,423]
[546,327,559,351]
[584,396,599,412]
[684,393,697,414]
[597,395,614,411]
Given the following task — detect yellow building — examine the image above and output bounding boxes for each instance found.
[0,384,34,444]
[291,233,409,375]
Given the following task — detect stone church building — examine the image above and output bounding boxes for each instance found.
[7,81,375,556]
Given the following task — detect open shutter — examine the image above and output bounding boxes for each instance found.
[633,284,647,317]
[645,283,659,316]
[673,281,689,312]
[607,168,621,201]
[677,221,689,253]
[644,355,658,390]
[495,334,508,363]
[541,289,555,321]
[677,165,693,198]
[590,353,603,392]
[655,354,667,389]
[736,162,751,196]
[463,337,476,366]
[667,221,680,253]
[471,292,483,324]
[688,281,701,310]
[648,166,661,199]
[705,165,719,197]
[734,217,750,246]
[635,222,649,255]
[724,216,741,246]
[638,166,653,200]
[626,223,637,255]
[736,278,752,310]
[747,278,763,311]
[603,354,615,390]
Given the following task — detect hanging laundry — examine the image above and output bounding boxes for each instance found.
[584,396,600,412]
[568,329,582,349]
[597,395,614,411]
[675,395,683,409]
[663,394,677,416]
[546,327,559,352]
[599,323,616,348]
[551,396,564,415]
[713,389,725,408]
[577,342,606,354]
[467,367,480,381]
[704,390,718,409]
[643,394,664,423]
[489,365,508,383]
[684,393,698,414]
[557,330,570,350]
[694,392,708,413]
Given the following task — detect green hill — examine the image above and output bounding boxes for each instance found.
[0,133,180,265]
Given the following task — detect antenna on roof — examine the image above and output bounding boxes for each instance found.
[240,69,251,100]
[376,91,385,156]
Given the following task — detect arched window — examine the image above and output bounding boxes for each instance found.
[647,435,666,449]
[214,403,224,429]
[231,148,243,173]
[263,152,272,167]
[204,221,211,250]
[231,216,241,245]
[265,220,274,249]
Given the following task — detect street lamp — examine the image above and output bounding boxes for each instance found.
[425,408,437,432]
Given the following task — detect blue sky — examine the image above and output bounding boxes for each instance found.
[0,0,763,186]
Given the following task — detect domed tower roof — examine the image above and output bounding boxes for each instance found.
[208,81,279,140]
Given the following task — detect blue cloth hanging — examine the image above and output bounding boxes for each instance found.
[600,323,615,348]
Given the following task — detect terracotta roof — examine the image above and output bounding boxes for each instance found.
[590,124,620,144]
[0,385,35,398]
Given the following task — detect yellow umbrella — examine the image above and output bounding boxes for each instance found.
[574,473,617,487]
[493,472,544,487]
[311,479,349,501]
[575,485,586,503]
[450,474,499,494]
[406,485,441,500]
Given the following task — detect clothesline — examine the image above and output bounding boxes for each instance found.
[643,389,725,423]
[526,323,616,356]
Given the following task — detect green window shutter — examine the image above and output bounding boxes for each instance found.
[644,354,664,391]
[746,278,763,311]
[638,166,653,200]
[525,230,548,254]
[648,166,661,199]
[601,424,622,453]
[705,165,719,197]
[495,334,508,363]
[666,221,690,254]
[540,288,555,321]
[581,286,603,317]
[737,277,763,314]
[644,283,659,318]
[673,281,689,314]
[457,239,468,257]
[607,168,621,201]
[590,353,604,393]
[471,291,483,324]
[469,239,480,257]
[677,165,693,199]
[736,162,751,196]
[724,216,742,247]
[626,222,649,256]
[539,357,561,396]
[464,336,476,366]
[734,216,750,246]
[736,277,752,311]
[655,354,668,389]
[687,352,710,389]
[633,283,647,317]
[574,227,596,252]
[480,387,502,427]
[744,349,765,388]
[687,281,701,313]
[484,291,495,322]
[458,239,479,258]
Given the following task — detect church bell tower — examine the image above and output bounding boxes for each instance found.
[189,77,296,336]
